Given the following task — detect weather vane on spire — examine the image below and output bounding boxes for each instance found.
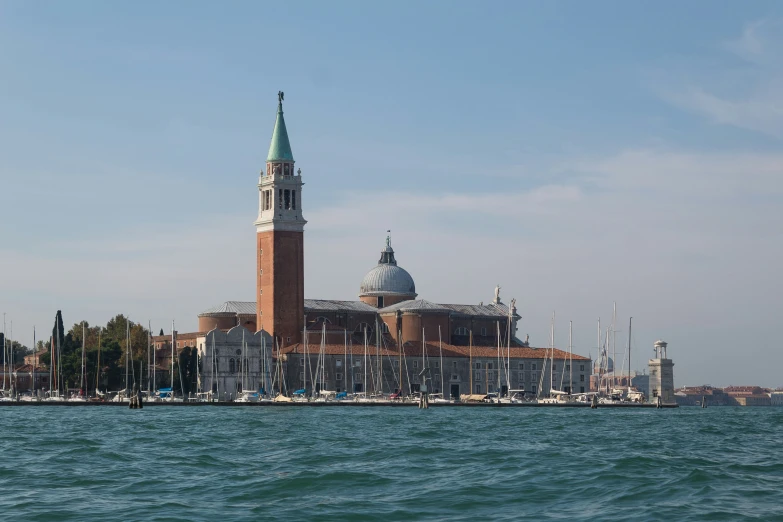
[278,91,284,103]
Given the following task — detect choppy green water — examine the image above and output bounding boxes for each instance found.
[1,406,782,521]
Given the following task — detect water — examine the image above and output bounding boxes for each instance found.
[1,406,781,521]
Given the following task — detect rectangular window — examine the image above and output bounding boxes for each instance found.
[580,365,585,371]
[336,360,342,367]
[355,374,362,383]
[355,360,361,367]
[300,357,305,365]
[433,373,440,380]
[553,365,557,371]
[474,372,481,381]
[474,362,481,369]
[284,189,291,210]
[434,362,439,368]
[519,363,524,370]
[413,361,418,368]
[481,327,487,336]
[453,361,458,369]
[532,364,537,371]
[452,374,458,381]
[580,375,585,382]
[580,387,585,393]
[475,384,481,394]
[488,371,495,381]
[566,364,570,371]
[278,189,282,208]
[299,372,304,381]
[292,190,296,210]
[393,360,399,367]
[532,385,537,394]
[488,362,493,370]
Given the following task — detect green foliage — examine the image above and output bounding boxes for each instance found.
[1,333,30,364]
[176,347,200,396]
[44,312,153,392]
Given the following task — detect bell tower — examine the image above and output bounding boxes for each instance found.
[255,91,306,346]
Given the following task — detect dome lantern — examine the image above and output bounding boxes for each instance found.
[359,235,417,308]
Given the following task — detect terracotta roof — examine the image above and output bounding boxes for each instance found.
[280,340,589,361]
[151,332,206,342]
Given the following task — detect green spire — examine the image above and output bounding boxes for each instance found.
[266,94,294,163]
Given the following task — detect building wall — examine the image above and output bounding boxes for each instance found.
[281,352,590,397]
[198,314,239,332]
[199,327,274,401]
[257,230,304,345]
[359,294,412,308]
[649,358,675,404]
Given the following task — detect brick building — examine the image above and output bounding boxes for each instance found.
[169,93,592,397]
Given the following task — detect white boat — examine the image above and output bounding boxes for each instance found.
[235,390,260,403]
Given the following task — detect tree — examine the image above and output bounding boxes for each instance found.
[176,347,199,396]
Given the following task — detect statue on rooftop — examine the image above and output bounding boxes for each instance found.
[278,91,284,103]
[494,285,501,303]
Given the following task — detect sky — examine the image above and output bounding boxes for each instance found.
[1,1,782,388]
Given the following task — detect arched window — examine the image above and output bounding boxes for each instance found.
[454,327,469,336]
[229,358,235,374]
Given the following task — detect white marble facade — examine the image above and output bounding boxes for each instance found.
[199,326,274,400]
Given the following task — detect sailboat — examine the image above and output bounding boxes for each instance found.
[235,329,260,403]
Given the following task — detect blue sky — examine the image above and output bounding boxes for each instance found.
[2,1,782,387]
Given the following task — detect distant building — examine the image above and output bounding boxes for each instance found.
[160,94,592,397]
[649,340,675,404]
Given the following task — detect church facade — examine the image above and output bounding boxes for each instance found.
[173,93,591,398]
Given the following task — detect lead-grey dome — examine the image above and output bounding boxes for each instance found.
[359,236,417,298]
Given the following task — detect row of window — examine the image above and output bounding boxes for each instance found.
[266,163,295,177]
[261,188,298,211]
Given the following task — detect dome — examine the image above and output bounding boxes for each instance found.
[594,357,614,374]
[359,235,417,298]
[360,264,416,296]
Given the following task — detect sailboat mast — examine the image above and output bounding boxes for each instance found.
[496,321,501,396]
[96,331,101,395]
[612,302,617,389]
[147,321,151,396]
[628,317,632,391]
[438,325,444,398]
[362,326,367,397]
[125,321,130,393]
[303,320,308,393]
[469,330,473,395]
[569,321,573,394]
[344,329,347,395]
[32,326,35,396]
[81,322,85,394]
[376,318,381,394]
[170,320,174,396]
[422,326,425,394]
[550,311,555,396]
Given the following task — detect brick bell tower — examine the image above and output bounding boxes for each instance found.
[254,91,306,347]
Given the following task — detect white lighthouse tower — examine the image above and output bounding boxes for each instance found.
[649,340,674,405]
